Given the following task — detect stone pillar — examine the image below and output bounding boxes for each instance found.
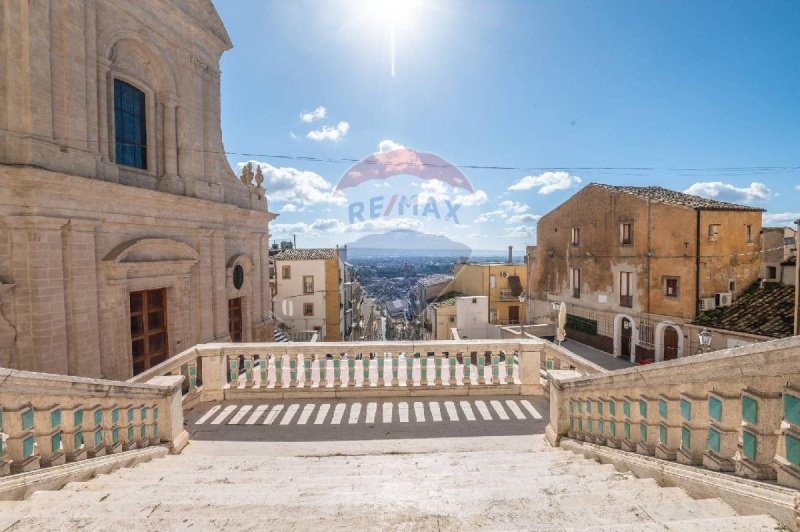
[6,216,69,374]
[61,220,102,377]
[198,349,227,402]
[545,369,582,447]
[196,230,214,342]
[159,95,183,194]
[145,375,189,453]
[211,232,228,340]
[518,345,543,395]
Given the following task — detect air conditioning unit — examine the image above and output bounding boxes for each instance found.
[500,272,508,278]
[699,298,716,311]
[716,292,733,307]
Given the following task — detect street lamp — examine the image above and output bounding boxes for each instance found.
[697,328,713,354]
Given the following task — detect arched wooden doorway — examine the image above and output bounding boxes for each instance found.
[664,326,680,361]
[621,318,633,361]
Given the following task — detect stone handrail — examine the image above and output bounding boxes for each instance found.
[545,336,800,490]
[128,339,580,403]
[0,368,187,478]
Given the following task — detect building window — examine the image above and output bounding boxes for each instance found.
[281,265,291,279]
[708,224,721,241]
[571,268,581,299]
[113,79,148,170]
[571,227,580,246]
[303,303,314,317]
[620,272,633,308]
[745,225,754,243]
[729,280,736,292]
[767,266,777,279]
[664,277,679,298]
[620,223,633,245]
[302,275,314,295]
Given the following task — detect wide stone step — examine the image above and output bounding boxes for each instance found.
[1,499,765,531]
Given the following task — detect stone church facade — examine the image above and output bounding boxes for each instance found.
[0,0,275,380]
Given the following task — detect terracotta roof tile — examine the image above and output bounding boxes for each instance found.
[592,184,764,211]
[693,282,795,338]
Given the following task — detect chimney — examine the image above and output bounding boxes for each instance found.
[508,245,513,264]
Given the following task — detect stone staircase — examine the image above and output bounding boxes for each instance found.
[0,436,783,531]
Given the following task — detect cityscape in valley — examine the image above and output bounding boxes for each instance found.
[1,1,800,530]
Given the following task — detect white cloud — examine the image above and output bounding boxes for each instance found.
[506,225,536,238]
[499,200,529,213]
[300,106,327,123]
[307,121,350,142]
[271,218,346,236]
[416,179,488,208]
[795,185,800,192]
[378,139,405,153]
[683,181,771,203]
[507,213,542,224]
[242,160,346,206]
[508,171,582,194]
[280,203,300,213]
[349,217,424,233]
[763,212,800,226]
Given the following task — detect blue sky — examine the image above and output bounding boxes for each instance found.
[214,1,800,251]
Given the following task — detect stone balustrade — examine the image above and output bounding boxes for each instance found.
[545,336,800,490]
[130,339,597,402]
[0,368,186,478]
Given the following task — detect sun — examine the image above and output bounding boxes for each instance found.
[357,0,426,77]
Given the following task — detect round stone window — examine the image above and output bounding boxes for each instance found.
[233,265,244,290]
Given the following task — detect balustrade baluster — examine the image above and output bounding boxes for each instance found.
[447,355,457,386]
[434,354,443,386]
[274,354,284,389]
[319,354,327,388]
[606,396,623,449]
[703,391,740,472]
[33,405,65,467]
[258,355,268,388]
[654,394,681,461]
[477,353,486,385]
[289,354,299,388]
[333,354,342,387]
[420,354,428,386]
[244,355,255,388]
[188,362,198,391]
[735,389,782,480]
[303,354,313,387]
[462,353,471,386]
[405,354,414,386]
[228,355,238,386]
[504,352,515,384]
[348,354,356,387]
[636,396,658,456]
[491,352,500,385]
[620,396,641,453]
[377,353,385,387]
[362,354,370,387]
[676,393,707,465]
[775,386,800,489]
[391,353,399,387]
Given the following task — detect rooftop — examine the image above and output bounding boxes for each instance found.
[418,274,454,287]
[273,248,337,261]
[429,291,469,309]
[591,184,764,211]
[693,282,795,338]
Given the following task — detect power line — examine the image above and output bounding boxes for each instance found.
[3,128,799,175]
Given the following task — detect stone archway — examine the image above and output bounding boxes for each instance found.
[613,313,639,363]
[655,322,684,362]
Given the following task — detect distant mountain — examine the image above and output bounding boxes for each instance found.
[345,230,471,257]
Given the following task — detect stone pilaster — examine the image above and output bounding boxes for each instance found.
[211,232,228,340]
[61,219,102,377]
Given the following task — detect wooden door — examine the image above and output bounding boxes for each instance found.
[130,289,168,375]
[621,318,632,360]
[508,305,520,324]
[664,327,679,361]
[228,297,243,342]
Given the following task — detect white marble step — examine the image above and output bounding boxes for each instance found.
[582,514,782,531]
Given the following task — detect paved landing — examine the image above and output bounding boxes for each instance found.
[185,396,549,443]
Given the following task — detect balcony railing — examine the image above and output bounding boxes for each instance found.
[0,367,187,486]
[544,336,800,491]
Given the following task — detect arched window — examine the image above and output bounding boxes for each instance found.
[113,79,147,169]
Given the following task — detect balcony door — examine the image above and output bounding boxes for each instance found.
[508,305,520,324]
[130,289,168,375]
[228,297,243,342]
